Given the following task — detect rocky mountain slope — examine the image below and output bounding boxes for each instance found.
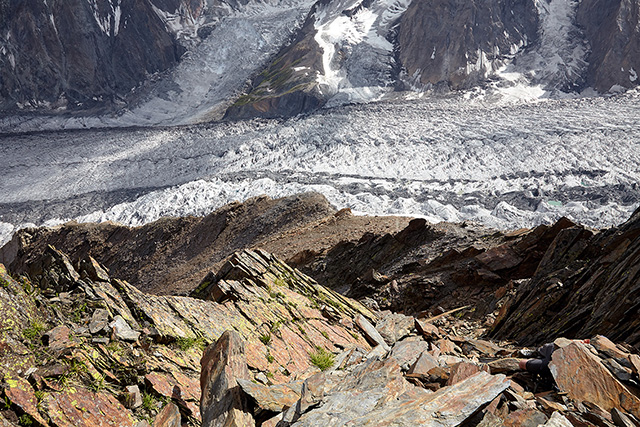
[2,0,639,122]
[1,230,640,426]
[213,0,640,119]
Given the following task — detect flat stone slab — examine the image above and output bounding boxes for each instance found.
[236,378,302,412]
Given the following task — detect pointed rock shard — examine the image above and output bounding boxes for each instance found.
[109,315,140,342]
[81,256,111,282]
[153,402,181,427]
[610,408,635,427]
[447,362,485,386]
[591,335,631,361]
[611,408,636,427]
[124,385,143,409]
[200,330,254,427]
[355,314,390,351]
[629,354,640,375]
[416,318,441,340]
[549,342,640,418]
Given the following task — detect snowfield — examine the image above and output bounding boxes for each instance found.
[1,92,639,246]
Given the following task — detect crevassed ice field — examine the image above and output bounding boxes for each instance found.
[1,93,639,246]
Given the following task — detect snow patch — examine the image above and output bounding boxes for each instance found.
[314,0,412,103]
[0,222,14,249]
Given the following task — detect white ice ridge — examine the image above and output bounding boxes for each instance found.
[74,178,639,231]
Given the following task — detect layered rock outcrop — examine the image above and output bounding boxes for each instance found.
[0,245,371,425]
[490,206,640,347]
[199,309,640,426]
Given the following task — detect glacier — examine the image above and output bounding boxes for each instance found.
[1,91,639,247]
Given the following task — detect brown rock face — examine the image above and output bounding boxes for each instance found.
[549,342,640,418]
[223,4,326,120]
[200,330,255,427]
[153,402,182,427]
[396,0,538,89]
[576,0,640,92]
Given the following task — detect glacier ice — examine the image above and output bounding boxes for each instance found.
[1,92,639,247]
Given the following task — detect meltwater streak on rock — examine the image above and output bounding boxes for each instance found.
[1,94,639,247]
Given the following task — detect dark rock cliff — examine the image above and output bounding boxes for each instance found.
[396,0,539,89]
[0,0,196,111]
[576,0,640,92]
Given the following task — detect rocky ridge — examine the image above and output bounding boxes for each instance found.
[4,193,640,348]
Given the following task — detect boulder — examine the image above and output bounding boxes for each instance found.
[375,313,415,346]
[309,371,510,426]
[488,358,523,374]
[109,316,141,342]
[124,385,143,409]
[200,330,254,427]
[407,351,439,379]
[389,339,430,371]
[447,362,486,386]
[89,309,111,334]
[43,324,74,353]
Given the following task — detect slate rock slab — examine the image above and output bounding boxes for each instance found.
[200,330,254,427]
[549,342,640,418]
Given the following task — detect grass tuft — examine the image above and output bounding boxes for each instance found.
[309,346,335,371]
